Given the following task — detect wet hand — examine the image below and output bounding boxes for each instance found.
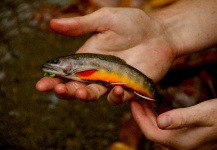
[36,76,108,101]
[36,77,135,103]
[130,99,217,149]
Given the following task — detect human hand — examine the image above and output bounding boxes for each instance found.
[36,8,176,104]
[131,99,217,150]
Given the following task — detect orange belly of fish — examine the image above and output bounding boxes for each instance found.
[76,69,152,98]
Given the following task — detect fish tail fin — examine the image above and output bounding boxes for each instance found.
[153,94,172,115]
[134,91,171,115]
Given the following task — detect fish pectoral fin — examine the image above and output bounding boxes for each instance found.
[76,69,98,77]
[134,91,155,101]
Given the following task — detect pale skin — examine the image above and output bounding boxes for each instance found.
[36,0,217,149]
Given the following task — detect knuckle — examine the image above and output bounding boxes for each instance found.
[178,112,186,127]
[97,7,113,17]
[107,93,122,105]
[88,84,107,100]
[172,109,188,128]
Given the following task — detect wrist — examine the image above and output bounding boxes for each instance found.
[149,0,217,57]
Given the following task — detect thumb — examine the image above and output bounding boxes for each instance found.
[50,8,112,36]
[157,100,216,129]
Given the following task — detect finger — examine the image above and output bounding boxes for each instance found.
[130,100,160,141]
[50,8,113,36]
[35,77,63,92]
[157,100,217,129]
[107,86,135,105]
[54,81,87,100]
[141,100,158,126]
[76,84,108,102]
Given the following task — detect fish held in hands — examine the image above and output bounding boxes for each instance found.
[42,53,159,101]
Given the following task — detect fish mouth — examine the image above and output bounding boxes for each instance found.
[42,64,65,75]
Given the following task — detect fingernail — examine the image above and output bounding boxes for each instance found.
[158,115,172,129]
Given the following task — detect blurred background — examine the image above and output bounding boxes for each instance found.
[0,0,217,149]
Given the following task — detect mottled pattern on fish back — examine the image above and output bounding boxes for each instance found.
[64,53,158,100]
[65,53,127,65]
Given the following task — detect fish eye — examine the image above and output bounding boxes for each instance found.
[51,59,60,64]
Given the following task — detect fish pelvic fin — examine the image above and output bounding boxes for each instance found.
[110,82,128,85]
[134,91,155,101]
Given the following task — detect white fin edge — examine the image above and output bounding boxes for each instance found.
[110,82,128,85]
[134,91,155,101]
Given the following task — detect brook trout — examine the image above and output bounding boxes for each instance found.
[42,53,158,101]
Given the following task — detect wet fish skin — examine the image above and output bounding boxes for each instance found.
[42,53,159,101]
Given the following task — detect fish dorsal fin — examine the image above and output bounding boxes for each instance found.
[109,55,126,64]
[134,91,155,101]
[104,55,127,65]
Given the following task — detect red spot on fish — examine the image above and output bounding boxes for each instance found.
[76,69,98,77]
